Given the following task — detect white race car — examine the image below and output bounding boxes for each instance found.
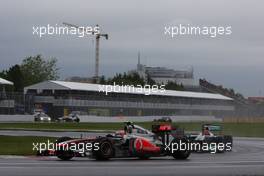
[57,113,80,123]
[34,112,51,122]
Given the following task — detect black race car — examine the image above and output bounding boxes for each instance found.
[38,122,191,161]
[187,124,233,153]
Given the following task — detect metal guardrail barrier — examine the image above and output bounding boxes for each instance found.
[0,100,15,108]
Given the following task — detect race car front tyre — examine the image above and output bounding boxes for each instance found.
[170,138,191,160]
[55,137,74,161]
[56,150,74,161]
[93,138,114,160]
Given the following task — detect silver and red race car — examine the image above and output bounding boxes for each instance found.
[38,122,191,160]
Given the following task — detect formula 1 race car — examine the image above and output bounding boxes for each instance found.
[34,112,51,122]
[56,112,80,123]
[38,122,191,161]
[187,124,233,153]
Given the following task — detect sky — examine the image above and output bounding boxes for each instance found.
[0,0,263,97]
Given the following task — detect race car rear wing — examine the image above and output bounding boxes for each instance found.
[152,124,185,145]
[152,124,172,133]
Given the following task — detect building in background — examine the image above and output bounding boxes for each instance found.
[24,80,234,118]
[131,53,197,87]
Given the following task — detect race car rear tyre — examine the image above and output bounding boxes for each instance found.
[170,138,191,160]
[214,136,225,153]
[55,137,74,161]
[93,138,113,160]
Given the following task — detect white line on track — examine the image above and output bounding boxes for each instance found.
[0,165,263,169]
[0,160,264,165]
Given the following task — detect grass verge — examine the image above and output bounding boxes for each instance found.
[0,135,56,155]
[0,122,264,137]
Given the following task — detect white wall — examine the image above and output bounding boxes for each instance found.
[0,115,34,122]
[79,115,222,122]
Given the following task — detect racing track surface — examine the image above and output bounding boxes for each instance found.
[0,134,263,176]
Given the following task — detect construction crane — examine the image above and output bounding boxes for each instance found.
[62,22,108,83]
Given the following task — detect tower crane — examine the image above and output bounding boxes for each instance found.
[62,22,108,83]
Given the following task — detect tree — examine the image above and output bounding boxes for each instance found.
[7,65,24,91]
[99,75,106,84]
[107,72,145,86]
[0,65,24,91]
[20,55,59,86]
[0,70,7,79]
[146,73,155,86]
[165,81,184,91]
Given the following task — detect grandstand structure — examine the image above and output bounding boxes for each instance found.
[0,77,14,114]
[24,80,235,118]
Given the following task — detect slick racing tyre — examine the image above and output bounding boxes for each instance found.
[170,138,191,160]
[55,137,74,161]
[56,150,74,161]
[93,138,114,160]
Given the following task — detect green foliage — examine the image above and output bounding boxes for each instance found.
[99,75,106,84]
[0,122,263,138]
[165,81,184,91]
[0,65,24,91]
[1,55,59,91]
[0,136,56,155]
[20,55,59,86]
[0,71,6,79]
[6,65,24,91]
[107,72,145,86]
[146,73,156,86]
